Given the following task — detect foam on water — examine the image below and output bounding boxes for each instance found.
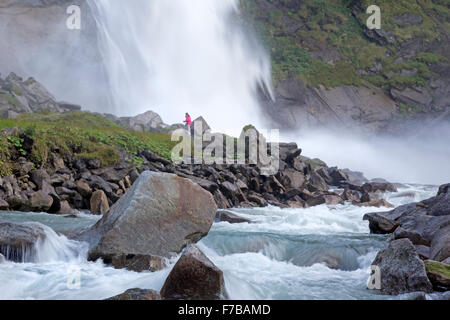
[0,184,439,300]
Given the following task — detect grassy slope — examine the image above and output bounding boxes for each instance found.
[0,112,176,176]
[242,0,449,94]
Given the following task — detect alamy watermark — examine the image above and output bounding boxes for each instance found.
[367,265,381,290]
[67,265,81,290]
[66,5,81,30]
[366,5,381,30]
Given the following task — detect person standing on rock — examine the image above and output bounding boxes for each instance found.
[184,113,192,133]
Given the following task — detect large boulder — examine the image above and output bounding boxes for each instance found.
[79,171,217,263]
[117,111,166,132]
[0,222,47,262]
[160,245,227,300]
[106,288,161,300]
[28,191,53,212]
[371,239,433,295]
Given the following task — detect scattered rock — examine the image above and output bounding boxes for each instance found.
[160,245,227,300]
[90,190,110,215]
[0,199,9,210]
[363,212,399,234]
[215,210,251,224]
[111,254,166,272]
[430,225,450,262]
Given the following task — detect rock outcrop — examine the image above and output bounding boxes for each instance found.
[0,222,47,262]
[79,171,217,265]
[160,245,227,300]
[371,238,433,295]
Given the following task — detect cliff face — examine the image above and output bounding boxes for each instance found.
[1,0,448,134]
[244,0,450,134]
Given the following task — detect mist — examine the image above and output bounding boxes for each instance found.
[282,124,450,186]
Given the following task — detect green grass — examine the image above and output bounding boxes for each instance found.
[0,112,176,174]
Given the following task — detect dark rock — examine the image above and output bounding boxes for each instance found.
[361,182,397,194]
[0,222,47,262]
[76,180,92,198]
[342,169,368,186]
[111,254,166,272]
[363,212,400,234]
[215,210,251,224]
[361,192,379,203]
[247,194,267,207]
[357,199,395,208]
[72,158,87,170]
[430,225,450,262]
[106,288,161,301]
[307,171,329,192]
[393,227,429,246]
[213,190,231,209]
[79,171,217,261]
[427,193,450,217]
[160,245,226,300]
[280,169,305,190]
[371,239,433,295]
[28,191,53,212]
[328,168,349,186]
[30,169,50,189]
[342,189,360,202]
[307,194,344,207]
[415,245,431,260]
[90,190,109,215]
[438,184,450,196]
[87,159,101,170]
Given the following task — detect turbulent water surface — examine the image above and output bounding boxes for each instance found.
[0,184,437,300]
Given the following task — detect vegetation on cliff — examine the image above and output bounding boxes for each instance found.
[242,0,449,95]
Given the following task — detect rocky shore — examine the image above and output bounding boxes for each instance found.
[365,185,450,295]
[1,75,448,300]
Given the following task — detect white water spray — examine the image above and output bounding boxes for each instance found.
[88,0,273,134]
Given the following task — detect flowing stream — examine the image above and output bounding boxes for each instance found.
[0,184,438,300]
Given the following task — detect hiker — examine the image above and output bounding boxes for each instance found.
[184,112,192,132]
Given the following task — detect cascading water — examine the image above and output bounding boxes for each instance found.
[0,184,441,300]
[87,0,273,134]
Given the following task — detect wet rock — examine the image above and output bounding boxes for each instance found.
[0,253,5,264]
[106,288,161,301]
[361,182,397,194]
[363,212,399,234]
[215,210,251,224]
[360,192,379,203]
[80,171,217,261]
[307,194,344,207]
[342,189,360,202]
[280,169,305,190]
[160,245,226,300]
[427,193,450,217]
[430,225,450,262]
[58,200,74,215]
[371,239,433,295]
[425,260,450,291]
[247,193,268,207]
[111,254,166,272]
[0,222,47,262]
[328,168,349,186]
[393,227,429,246]
[357,199,394,208]
[90,190,109,215]
[29,190,53,212]
[341,169,368,186]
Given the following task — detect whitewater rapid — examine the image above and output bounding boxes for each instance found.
[0,184,438,300]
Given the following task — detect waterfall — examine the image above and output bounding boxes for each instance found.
[87,0,273,134]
